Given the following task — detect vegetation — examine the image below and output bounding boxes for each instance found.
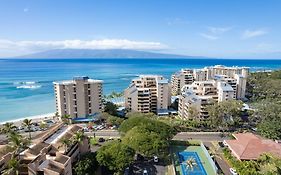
[206,100,243,130]
[101,113,124,127]
[22,119,32,139]
[1,122,17,135]
[2,157,20,175]
[122,126,169,157]
[246,70,281,139]
[96,141,135,175]
[104,102,118,116]
[223,148,281,175]
[74,152,98,175]
[119,115,175,139]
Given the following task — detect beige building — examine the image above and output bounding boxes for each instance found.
[54,76,103,119]
[171,65,249,99]
[124,75,171,114]
[178,79,236,120]
[171,69,194,95]
[19,124,90,175]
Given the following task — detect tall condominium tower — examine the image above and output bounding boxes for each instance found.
[124,75,171,114]
[53,76,103,118]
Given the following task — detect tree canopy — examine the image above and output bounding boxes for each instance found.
[118,115,175,140]
[74,152,98,175]
[206,100,243,130]
[122,126,169,157]
[96,141,135,175]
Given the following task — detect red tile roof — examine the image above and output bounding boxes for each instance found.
[225,133,281,160]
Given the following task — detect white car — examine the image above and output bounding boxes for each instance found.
[153,156,158,163]
[230,168,238,175]
[143,169,148,175]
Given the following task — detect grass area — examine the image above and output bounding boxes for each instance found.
[171,145,216,175]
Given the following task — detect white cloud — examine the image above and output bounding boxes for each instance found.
[207,26,232,34]
[0,39,167,57]
[200,33,218,40]
[23,8,29,12]
[242,29,267,39]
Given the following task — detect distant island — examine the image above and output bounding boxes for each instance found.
[16,49,203,59]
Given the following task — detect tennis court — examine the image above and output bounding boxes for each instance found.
[171,145,216,175]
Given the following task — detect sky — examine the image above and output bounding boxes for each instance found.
[0,0,281,58]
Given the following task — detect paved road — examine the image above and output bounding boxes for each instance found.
[86,130,120,138]
[173,132,229,142]
[204,142,231,175]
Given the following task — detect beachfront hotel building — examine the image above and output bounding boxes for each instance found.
[53,76,103,119]
[124,75,171,114]
[171,65,249,99]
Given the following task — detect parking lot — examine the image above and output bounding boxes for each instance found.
[130,160,167,175]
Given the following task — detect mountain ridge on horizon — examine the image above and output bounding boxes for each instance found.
[13,49,205,59]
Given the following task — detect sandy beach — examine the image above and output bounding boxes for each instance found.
[0,113,56,126]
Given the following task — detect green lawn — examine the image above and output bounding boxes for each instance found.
[171,145,216,175]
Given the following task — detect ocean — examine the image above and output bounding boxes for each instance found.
[1,58,281,122]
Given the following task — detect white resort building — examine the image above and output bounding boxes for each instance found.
[176,65,249,120]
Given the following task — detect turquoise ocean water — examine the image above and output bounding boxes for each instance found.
[1,58,281,122]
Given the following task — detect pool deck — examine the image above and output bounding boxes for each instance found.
[171,145,216,175]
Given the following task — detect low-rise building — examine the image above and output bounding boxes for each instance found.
[224,133,281,160]
[124,75,171,114]
[17,124,90,175]
[53,76,103,119]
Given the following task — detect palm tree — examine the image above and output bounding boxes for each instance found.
[22,119,32,139]
[2,157,20,175]
[7,132,30,156]
[73,131,85,144]
[61,114,72,124]
[59,137,72,153]
[1,122,17,135]
[185,157,198,172]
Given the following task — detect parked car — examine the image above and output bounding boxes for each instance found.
[153,156,158,163]
[230,168,238,175]
[143,169,148,175]
[98,137,105,142]
[218,141,224,147]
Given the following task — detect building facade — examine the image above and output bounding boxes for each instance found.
[53,76,103,118]
[124,75,171,114]
[178,79,237,120]
[171,65,249,99]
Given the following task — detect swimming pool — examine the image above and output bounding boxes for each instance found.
[178,151,207,175]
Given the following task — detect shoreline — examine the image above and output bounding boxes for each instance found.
[0,113,56,126]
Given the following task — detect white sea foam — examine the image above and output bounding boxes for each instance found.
[16,85,42,89]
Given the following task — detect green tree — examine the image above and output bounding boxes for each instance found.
[61,114,71,124]
[206,100,243,130]
[106,115,124,127]
[39,122,47,130]
[122,126,169,157]
[1,122,17,135]
[74,152,98,175]
[187,105,200,120]
[104,102,118,116]
[2,157,20,175]
[8,132,29,153]
[59,137,72,153]
[73,131,86,144]
[22,119,32,139]
[119,115,175,139]
[96,141,135,175]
